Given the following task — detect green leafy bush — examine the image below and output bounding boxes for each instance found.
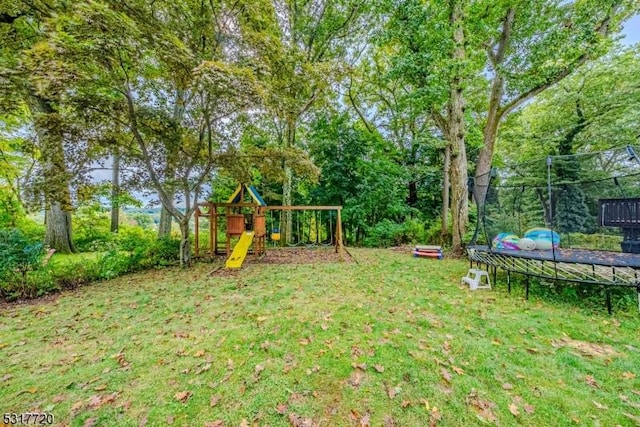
[0,228,51,300]
[51,260,101,289]
[363,219,426,247]
[116,226,156,252]
[73,204,113,252]
[144,236,181,267]
[99,250,138,280]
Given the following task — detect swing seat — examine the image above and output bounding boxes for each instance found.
[271,232,281,241]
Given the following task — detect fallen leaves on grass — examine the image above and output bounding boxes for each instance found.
[466,391,497,423]
[622,371,636,380]
[382,415,397,427]
[349,409,370,427]
[210,395,221,407]
[0,374,13,382]
[83,418,97,427]
[508,403,520,416]
[113,352,130,369]
[87,393,118,410]
[440,368,452,384]
[502,383,514,390]
[451,365,464,375]
[592,400,608,410]
[551,337,620,358]
[623,412,640,425]
[374,364,385,373]
[276,403,288,415]
[385,383,401,399]
[196,363,212,375]
[174,391,192,403]
[429,407,442,427]
[204,421,224,427]
[288,413,314,427]
[349,369,364,387]
[585,375,599,388]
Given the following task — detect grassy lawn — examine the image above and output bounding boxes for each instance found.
[1,248,640,426]
[48,252,103,269]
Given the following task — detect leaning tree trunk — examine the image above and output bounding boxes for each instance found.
[158,199,174,237]
[448,0,468,255]
[110,148,120,233]
[158,89,185,238]
[473,8,514,208]
[30,96,75,253]
[282,119,296,245]
[178,219,191,268]
[441,142,451,244]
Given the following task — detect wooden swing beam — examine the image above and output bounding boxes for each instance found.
[194,203,344,257]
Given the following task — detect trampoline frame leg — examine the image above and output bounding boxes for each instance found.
[605,286,612,315]
[525,276,529,300]
[507,271,511,294]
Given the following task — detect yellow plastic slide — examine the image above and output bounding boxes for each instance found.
[225,231,255,269]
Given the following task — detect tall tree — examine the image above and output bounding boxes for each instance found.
[50,0,263,265]
[472,0,638,207]
[236,0,368,244]
[383,0,479,253]
[0,1,78,252]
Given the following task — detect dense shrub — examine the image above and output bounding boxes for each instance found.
[145,236,181,267]
[0,228,53,300]
[363,219,426,247]
[1,222,182,301]
[116,226,156,251]
[98,250,139,279]
[51,259,101,289]
[73,204,113,252]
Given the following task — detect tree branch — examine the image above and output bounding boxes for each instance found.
[498,12,613,121]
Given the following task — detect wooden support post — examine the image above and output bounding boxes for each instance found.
[226,207,231,256]
[210,206,215,256]
[194,209,200,257]
[336,208,344,254]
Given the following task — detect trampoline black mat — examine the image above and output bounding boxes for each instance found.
[468,245,640,269]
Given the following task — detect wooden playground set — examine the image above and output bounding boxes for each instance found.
[193,184,344,269]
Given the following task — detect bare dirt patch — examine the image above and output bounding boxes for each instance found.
[258,247,353,265]
[551,337,620,358]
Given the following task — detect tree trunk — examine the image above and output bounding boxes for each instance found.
[158,201,173,237]
[473,78,503,208]
[282,119,296,245]
[448,0,468,255]
[159,90,185,238]
[45,202,74,253]
[179,220,191,268]
[110,149,120,233]
[441,142,451,244]
[473,8,515,207]
[29,96,75,253]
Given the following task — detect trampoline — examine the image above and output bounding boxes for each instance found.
[469,145,640,313]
